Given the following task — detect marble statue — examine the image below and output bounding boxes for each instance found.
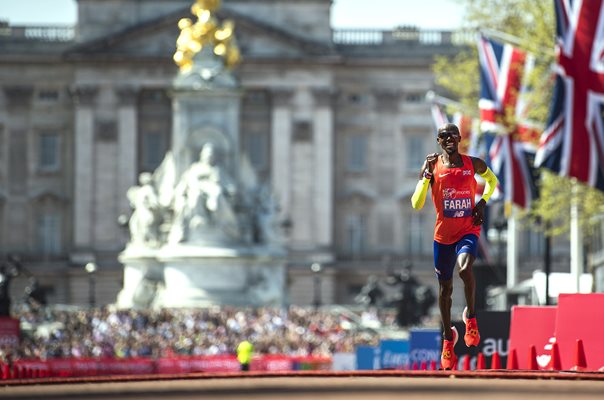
[118,0,285,309]
[127,172,161,246]
[169,143,239,244]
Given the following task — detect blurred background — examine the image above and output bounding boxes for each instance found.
[0,0,602,373]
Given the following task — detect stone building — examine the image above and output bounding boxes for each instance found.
[0,0,582,308]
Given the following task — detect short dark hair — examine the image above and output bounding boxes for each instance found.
[437,123,460,136]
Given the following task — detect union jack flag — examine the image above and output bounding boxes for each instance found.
[478,34,540,209]
[535,0,604,192]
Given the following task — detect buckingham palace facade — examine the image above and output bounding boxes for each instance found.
[0,0,579,307]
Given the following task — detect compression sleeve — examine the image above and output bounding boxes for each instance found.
[411,177,431,210]
[479,167,497,203]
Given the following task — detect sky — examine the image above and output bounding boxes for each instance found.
[0,0,464,30]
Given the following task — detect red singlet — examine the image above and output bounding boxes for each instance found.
[431,154,481,244]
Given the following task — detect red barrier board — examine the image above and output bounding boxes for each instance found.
[0,317,19,347]
[10,354,331,378]
[555,293,604,370]
[508,306,557,370]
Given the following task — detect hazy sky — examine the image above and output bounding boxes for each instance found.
[0,0,464,30]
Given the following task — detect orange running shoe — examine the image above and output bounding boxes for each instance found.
[440,326,458,370]
[462,306,480,347]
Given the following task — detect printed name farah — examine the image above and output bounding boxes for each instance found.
[443,198,472,209]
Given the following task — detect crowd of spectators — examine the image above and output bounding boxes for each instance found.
[2,305,399,362]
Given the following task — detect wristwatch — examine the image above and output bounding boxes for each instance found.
[423,170,433,180]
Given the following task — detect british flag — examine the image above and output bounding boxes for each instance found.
[478,34,540,209]
[534,0,604,192]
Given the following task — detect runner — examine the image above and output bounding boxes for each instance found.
[411,123,498,369]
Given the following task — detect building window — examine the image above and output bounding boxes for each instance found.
[526,229,544,257]
[347,135,367,172]
[405,93,423,103]
[406,135,424,172]
[142,132,165,171]
[346,214,366,257]
[39,133,60,172]
[406,212,427,255]
[38,89,59,102]
[38,213,61,255]
[244,132,268,172]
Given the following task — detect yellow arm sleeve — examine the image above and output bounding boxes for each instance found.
[479,167,497,203]
[411,177,431,209]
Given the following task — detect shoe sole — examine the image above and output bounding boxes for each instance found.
[462,306,480,347]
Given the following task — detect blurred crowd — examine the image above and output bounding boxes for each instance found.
[1,306,398,362]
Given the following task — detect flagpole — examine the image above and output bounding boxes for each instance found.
[570,180,584,292]
[425,91,477,115]
[506,203,519,290]
[479,28,554,57]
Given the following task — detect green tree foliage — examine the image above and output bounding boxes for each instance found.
[433,0,604,244]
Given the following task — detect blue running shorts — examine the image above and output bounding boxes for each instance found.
[433,234,479,281]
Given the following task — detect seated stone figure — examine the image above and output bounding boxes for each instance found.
[169,143,239,244]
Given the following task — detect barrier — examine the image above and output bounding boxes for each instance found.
[4,354,332,379]
[508,306,557,370]
[554,294,604,370]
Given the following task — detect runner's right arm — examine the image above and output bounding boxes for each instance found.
[411,154,438,210]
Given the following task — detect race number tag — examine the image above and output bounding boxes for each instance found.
[442,188,472,218]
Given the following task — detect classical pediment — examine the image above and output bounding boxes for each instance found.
[64,6,334,61]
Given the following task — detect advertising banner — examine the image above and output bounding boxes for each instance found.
[453,310,510,369]
[355,345,378,370]
[0,317,19,347]
[409,328,441,365]
[379,339,409,370]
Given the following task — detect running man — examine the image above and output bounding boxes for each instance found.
[411,123,497,370]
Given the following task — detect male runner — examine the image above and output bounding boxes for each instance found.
[410,123,497,370]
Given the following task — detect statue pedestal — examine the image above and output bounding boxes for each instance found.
[117,245,287,308]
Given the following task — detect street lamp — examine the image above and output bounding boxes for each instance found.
[311,262,322,309]
[85,262,97,308]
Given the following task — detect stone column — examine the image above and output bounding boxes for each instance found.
[72,86,98,250]
[374,89,401,250]
[311,88,334,251]
[116,86,138,216]
[270,89,293,221]
[2,86,33,251]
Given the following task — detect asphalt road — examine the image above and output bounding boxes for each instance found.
[2,376,604,400]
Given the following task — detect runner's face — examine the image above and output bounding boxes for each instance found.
[437,130,460,153]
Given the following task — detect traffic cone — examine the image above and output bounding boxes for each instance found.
[506,348,519,370]
[420,360,427,370]
[527,345,538,370]
[491,352,502,369]
[476,352,486,369]
[462,355,471,371]
[571,339,587,371]
[548,342,562,370]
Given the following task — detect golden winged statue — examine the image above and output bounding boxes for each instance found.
[173,0,241,72]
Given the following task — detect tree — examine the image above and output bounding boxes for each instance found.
[432,0,604,269]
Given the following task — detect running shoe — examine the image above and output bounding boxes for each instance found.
[462,306,480,347]
[440,326,458,370]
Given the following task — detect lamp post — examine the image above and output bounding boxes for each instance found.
[85,262,97,308]
[311,262,322,309]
